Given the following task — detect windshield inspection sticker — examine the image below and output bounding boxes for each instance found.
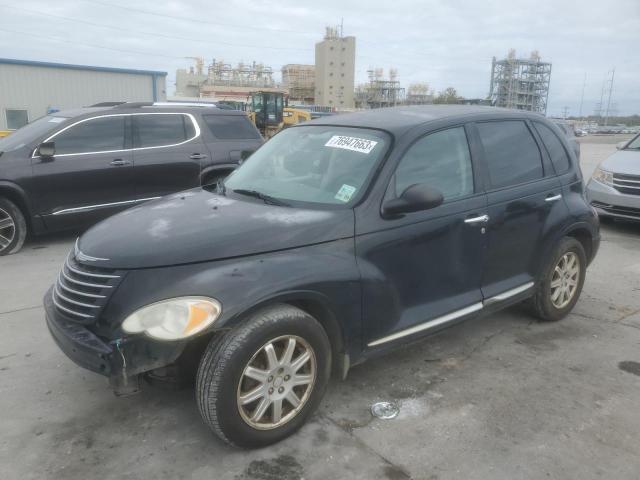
[335,184,357,203]
[325,135,378,154]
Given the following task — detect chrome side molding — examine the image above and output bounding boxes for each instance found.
[483,281,535,307]
[367,303,483,347]
[367,281,535,348]
[52,197,161,216]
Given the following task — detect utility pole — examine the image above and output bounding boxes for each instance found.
[578,73,586,119]
[604,68,615,126]
[562,106,570,119]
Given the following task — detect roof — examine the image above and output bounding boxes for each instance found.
[0,58,167,77]
[307,105,545,136]
[51,103,247,119]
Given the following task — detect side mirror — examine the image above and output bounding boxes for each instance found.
[382,184,444,217]
[37,141,56,158]
[616,141,627,150]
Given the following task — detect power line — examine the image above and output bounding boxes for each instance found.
[0,4,313,52]
[0,27,301,73]
[0,27,185,60]
[82,0,315,36]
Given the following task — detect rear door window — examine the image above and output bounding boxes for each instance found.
[533,122,571,174]
[203,115,261,140]
[477,121,543,189]
[394,126,474,201]
[52,116,125,155]
[134,114,191,148]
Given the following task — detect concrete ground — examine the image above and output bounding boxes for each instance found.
[1,136,640,480]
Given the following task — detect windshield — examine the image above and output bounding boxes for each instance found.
[626,134,640,150]
[0,115,69,153]
[224,125,390,206]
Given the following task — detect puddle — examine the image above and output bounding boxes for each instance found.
[618,361,640,376]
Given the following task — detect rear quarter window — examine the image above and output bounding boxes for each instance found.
[477,120,543,189]
[533,122,571,174]
[135,114,190,148]
[203,115,261,140]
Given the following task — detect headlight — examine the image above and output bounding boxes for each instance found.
[121,297,221,340]
[592,167,613,186]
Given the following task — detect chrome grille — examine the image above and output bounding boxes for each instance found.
[613,173,640,196]
[53,254,122,323]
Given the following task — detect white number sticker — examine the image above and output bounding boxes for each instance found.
[325,135,378,154]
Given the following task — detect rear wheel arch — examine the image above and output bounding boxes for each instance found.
[200,164,237,186]
[564,226,594,263]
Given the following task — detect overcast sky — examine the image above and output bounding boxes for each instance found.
[1,0,639,116]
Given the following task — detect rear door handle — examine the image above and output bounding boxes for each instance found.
[545,194,562,202]
[110,159,130,166]
[190,153,208,160]
[464,214,490,225]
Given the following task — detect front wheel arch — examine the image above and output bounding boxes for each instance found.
[212,292,348,379]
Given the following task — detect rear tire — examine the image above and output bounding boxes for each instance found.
[530,237,586,321]
[0,197,27,256]
[196,304,331,448]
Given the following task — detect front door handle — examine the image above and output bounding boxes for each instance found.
[464,214,490,225]
[190,153,208,160]
[110,159,130,166]
[545,194,562,202]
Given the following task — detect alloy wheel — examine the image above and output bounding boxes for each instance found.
[237,335,316,430]
[0,207,15,252]
[550,252,580,309]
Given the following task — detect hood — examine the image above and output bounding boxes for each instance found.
[77,189,354,269]
[600,150,640,175]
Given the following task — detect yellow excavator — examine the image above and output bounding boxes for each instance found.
[246,91,311,139]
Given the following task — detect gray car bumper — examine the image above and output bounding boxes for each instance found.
[586,179,640,221]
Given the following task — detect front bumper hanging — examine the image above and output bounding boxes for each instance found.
[44,288,187,395]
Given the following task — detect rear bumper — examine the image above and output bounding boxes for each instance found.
[44,288,188,393]
[586,179,640,221]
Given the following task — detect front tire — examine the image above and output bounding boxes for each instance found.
[531,237,587,321]
[196,304,331,448]
[0,197,27,256]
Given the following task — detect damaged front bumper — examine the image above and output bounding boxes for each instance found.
[44,288,187,395]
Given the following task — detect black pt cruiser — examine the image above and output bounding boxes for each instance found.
[45,105,600,448]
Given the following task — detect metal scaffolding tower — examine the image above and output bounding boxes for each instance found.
[355,68,405,109]
[489,50,551,114]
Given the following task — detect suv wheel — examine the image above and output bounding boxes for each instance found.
[196,304,331,448]
[531,237,586,321]
[0,198,27,256]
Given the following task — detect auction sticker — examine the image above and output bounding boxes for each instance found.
[335,184,357,203]
[325,135,378,154]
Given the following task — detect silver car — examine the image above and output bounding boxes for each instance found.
[587,134,640,221]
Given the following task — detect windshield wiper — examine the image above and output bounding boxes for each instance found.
[232,189,290,206]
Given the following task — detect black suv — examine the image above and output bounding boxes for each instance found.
[45,106,599,448]
[0,103,262,254]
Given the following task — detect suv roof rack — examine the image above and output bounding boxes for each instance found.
[114,102,218,109]
[152,102,217,108]
[89,102,127,107]
[118,102,154,108]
